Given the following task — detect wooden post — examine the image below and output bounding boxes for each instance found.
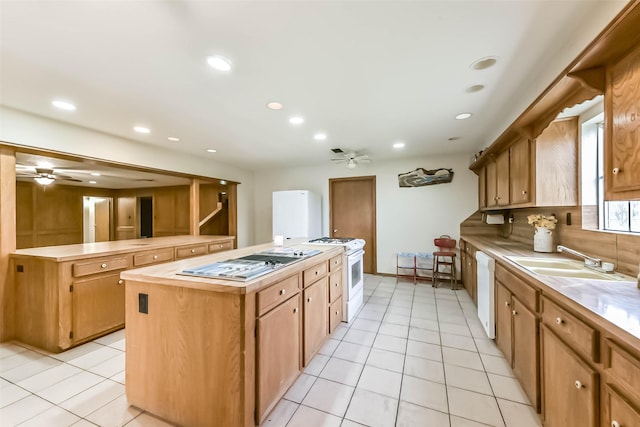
[189,178,200,236]
[0,147,17,341]
[228,183,237,248]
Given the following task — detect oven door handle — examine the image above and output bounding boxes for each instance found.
[347,249,365,259]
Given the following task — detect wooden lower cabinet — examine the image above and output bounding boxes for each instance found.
[329,296,343,334]
[542,325,599,427]
[303,277,328,364]
[256,294,301,422]
[72,272,125,342]
[495,281,513,365]
[603,385,640,427]
[512,297,539,408]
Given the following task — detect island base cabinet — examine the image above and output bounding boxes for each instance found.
[71,272,125,343]
[256,294,301,423]
[542,325,599,427]
[303,277,328,365]
[125,281,254,427]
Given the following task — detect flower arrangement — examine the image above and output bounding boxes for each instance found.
[527,214,558,230]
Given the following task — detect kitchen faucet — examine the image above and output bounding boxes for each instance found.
[556,245,613,273]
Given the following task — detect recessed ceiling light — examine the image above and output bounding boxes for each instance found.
[168,137,180,142]
[466,84,485,93]
[455,113,472,120]
[289,116,304,125]
[89,180,97,184]
[52,100,76,111]
[393,142,405,149]
[207,149,217,153]
[471,57,498,70]
[134,126,151,134]
[314,133,327,141]
[207,55,232,72]
[267,102,283,110]
[90,172,101,176]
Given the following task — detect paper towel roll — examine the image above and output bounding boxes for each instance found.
[485,214,505,225]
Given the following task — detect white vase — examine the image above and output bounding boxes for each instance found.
[534,226,554,253]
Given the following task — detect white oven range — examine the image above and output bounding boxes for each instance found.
[306,237,365,322]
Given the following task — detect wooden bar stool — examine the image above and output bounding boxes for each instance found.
[432,236,458,289]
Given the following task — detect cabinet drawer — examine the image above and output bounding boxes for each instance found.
[175,244,208,259]
[73,256,129,277]
[329,255,342,272]
[133,248,174,267]
[303,261,328,287]
[604,339,640,400]
[542,296,598,362]
[329,296,343,334]
[257,275,300,316]
[496,264,538,312]
[328,271,343,303]
[208,241,233,253]
[604,385,640,427]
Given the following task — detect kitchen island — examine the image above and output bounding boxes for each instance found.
[10,235,234,352]
[121,243,344,427]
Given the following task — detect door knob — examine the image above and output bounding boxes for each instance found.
[333,229,338,233]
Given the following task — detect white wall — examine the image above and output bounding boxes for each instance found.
[0,107,255,247]
[254,154,478,274]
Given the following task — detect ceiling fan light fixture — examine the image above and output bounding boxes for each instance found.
[347,159,356,169]
[34,176,54,186]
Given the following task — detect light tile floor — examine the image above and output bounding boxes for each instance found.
[0,274,542,426]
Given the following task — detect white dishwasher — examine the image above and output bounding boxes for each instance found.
[476,251,496,339]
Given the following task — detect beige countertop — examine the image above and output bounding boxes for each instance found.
[11,235,234,262]
[463,235,640,341]
[121,243,343,295]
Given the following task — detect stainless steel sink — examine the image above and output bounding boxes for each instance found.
[505,256,628,281]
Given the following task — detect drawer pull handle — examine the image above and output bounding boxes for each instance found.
[574,380,583,389]
[191,249,196,253]
[612,421,620,427]
[512,310,517,316]
[315,271,319,275]
[307,297,312,303]
[335,310,340,315]
[153,255,158,259]
[335,282,339,287]
[521,190,527,195]
[118,279,124,285]
[556,317,563,325]
[293,307,298,313]
[504,301,510,307]
[612,167,620,175]
[101,263,107,268]
[279,289,286,295]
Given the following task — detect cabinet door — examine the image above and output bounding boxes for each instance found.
[509,138,531,205]
[495,281,513,365]
[486,161,498,208]
[496,150,510,206]
[478,167,487,209]
[542,325,599,427]
[72,273,125,343]
[304,277,328,365]
[256,294,301,422]
[603,385,640,427]
[512,298,539,410]
[606,45,640,198]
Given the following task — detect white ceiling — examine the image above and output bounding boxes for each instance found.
[0,1,627,172]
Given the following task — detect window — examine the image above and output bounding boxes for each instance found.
[584,113,640,234]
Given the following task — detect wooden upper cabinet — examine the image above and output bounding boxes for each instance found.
[509,137,531,205]
[605,44,640,200]
[535,117,578,206]
[485,161,498,208]
[478,167,487,210]
[496,149,510,207]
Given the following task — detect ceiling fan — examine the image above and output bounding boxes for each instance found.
[330,148,371,169]
[16,165,83,185]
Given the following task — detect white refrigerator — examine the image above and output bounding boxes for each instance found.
[272,190,321,240]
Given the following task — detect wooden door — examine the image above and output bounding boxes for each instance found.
[72,272,125,343]
[509,138,531,205]
[94,199,111,242]
[496,150,510,206]
[256,294,301,423]
[486,162,497,208]
[495,281,513,365]
[303,278,328,365]
[512,298,539,410]
[329,176,376,273]
[541,325,599,427]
